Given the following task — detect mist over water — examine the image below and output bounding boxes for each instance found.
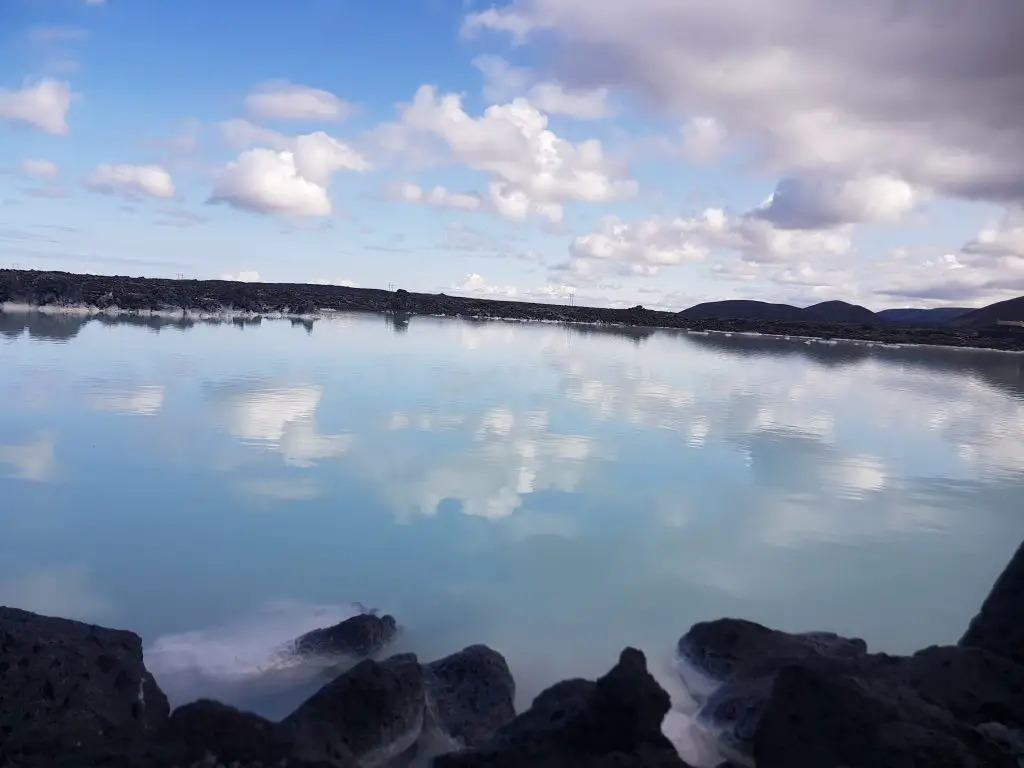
[1,308,1023,763]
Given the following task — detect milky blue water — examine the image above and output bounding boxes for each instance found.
[2,309,1023,730]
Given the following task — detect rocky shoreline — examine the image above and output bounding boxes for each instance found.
[3,538,1024,767]
[3,269,1023,352]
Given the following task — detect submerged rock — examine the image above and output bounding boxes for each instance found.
[0,606,169,763]
[282,653,425,768]
[436,648,692,768]
[424,644,516,748]
[292,612,399,659]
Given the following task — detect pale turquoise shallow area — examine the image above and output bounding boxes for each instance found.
[1,309,1022,713]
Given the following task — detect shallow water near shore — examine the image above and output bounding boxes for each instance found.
[2,308,1023,761]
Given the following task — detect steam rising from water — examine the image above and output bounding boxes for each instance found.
[145,600,365,713]
[660,653,728,768]
[144,600,724,766]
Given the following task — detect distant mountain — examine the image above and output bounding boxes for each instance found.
[947,296,1024,330]
[877,307,971,325]
[677,300,809,322]
[678,299,877,324]
[806,300,878,324]
[675,298,1008,328]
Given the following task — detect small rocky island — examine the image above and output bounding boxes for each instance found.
[3,539,1024,768]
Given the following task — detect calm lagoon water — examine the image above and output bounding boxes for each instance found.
[2,308,1023,721]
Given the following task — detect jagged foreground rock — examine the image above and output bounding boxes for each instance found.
[0,606,169,761]
[4,537,1024,767]
[0,609,522,767]
[434,647,691,768]
[960,537,1024,667]
[674,538,1024,767]
[282,653,426,766]
[422,643,516,749]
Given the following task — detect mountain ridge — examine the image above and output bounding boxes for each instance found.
[1,268,1022,350]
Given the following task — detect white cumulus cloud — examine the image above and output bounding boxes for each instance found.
[473,56,611,119]
[312,277,358,287]
[450,273,519,298]
[219,118,292,151]
[85,163,176,200]
[559,205,853,283]
[698,208,1024,308]
[245,80,355,123]
[681,117,727,163]
[19,159,59,179]
[379,85,636,224]
[0,79,72,134]
[220,271,262,283]
[391,181,483,211]
[210,149,332,217]
[211,126,370,218]
[291,131,370,185]
[464,0,1024,205]
[752,175,924,229]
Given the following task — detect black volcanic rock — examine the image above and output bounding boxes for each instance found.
[281,653,425,767]
[751,663,1015,768]
[677,617,868,686]
[292,612,399,659]
[676,616,1024,767]
[289,298,318,315]
[425,644,516,748]
[806,300,878,324]
[6,524,1024,768]
[158,698,308,766]
[899,645,1024,727]
[16,274,84,306]
[961,538,1024,666]
[677,299,809,322]
[391,288,412,311]
[0,606,169,763]
[436,648,692,768]
[496,679,596,744]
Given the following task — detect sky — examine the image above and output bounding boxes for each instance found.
[0,0,1022,311]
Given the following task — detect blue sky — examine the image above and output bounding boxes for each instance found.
[1,0,1022,310]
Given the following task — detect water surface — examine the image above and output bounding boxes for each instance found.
[2,309,1022,725]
